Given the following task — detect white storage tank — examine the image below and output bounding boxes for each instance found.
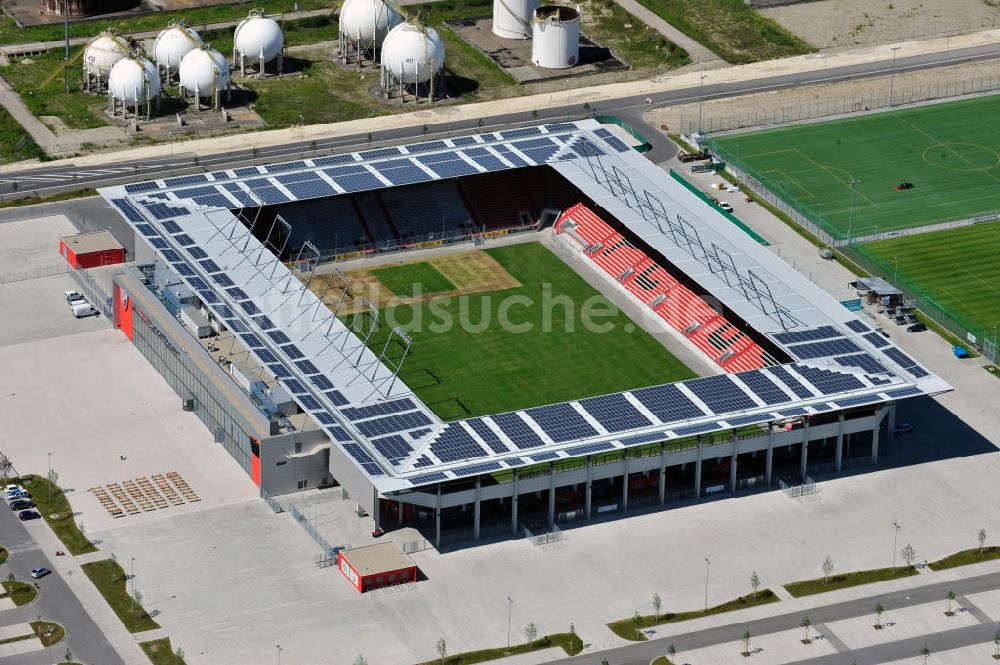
[531,5,580,69]
[107,54,160,119]
[380,20,445,100]
[83,29,131,91]
[233,10,284,76]
[153,22,203,79]
[339,0,403,64]
[492,0,537,39]
[179,45,231,110]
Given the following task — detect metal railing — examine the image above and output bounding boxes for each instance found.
[0,263,71,284]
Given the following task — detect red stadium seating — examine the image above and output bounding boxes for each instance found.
[556,203,776,373]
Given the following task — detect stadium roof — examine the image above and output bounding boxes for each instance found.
[100,119,950,493]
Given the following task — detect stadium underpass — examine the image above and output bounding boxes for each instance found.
[97,119,950,552]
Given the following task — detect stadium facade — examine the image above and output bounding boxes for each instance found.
[99,119,950,546]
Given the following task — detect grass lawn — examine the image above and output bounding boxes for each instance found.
[414,632,583,664]
[856,223,1000,340]
[783,566,918,598]
[81,559,160,633]
[141,637,187,665]
[30,621,65,647]
[713,95,1000,239]
[373,262,456,296]
[608,590,779,641]
[0,546,7,565]
[580,0,689,71]
[1,580,38,606]
[10,475,96,555]
[630,0,811,64]
[928,546,1000,571]
[0,106,45,164]
[0,47,109,130]
[651,659,676,665]
[357,242,696,420]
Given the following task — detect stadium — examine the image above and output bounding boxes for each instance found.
[98,118,950,551]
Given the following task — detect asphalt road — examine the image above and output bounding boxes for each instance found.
[553,571,1000,665]
[0,499,125,665]
[2,41,999,202]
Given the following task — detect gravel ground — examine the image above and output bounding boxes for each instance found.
[761,0,1000,50]
[647,59,1000,137]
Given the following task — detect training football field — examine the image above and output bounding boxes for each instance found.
[352,242,696,421]
[857,222,1000,339]
[713,95,1000,239]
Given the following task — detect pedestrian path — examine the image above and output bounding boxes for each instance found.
[609,0,723,64]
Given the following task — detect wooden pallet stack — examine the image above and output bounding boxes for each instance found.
[90,473,200,519]
[166,471,200,502]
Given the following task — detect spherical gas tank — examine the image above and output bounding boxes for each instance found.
[179,46,230,95]
[153,23,203,74]
[339,0,402,48]
[381,21,445,84]
[84,30,131,79]
[108,55,160,103]
[234,12,284,62]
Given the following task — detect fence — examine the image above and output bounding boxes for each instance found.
[68,263,122,318]
[779,475,818,498]
[524,522,563,546]
[0,262,71,284]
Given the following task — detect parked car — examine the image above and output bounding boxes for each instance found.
[71,301,99,318]
[718,201,734,213]
[3,484,25,494]
[907,323,927,333]
[18,510,41,521]
[29,567,51,579]
[64,290,85,304]
[894,422,914,435]
[4,488,30,501]
[8,499,34,511]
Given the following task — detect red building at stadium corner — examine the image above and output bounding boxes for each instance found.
[59,231,125,269]
[338,543,417,593]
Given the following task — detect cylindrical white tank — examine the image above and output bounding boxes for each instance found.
[153,23,203,75]
[531,5,580,69]
[381,21,445,85]
[179,45,230,98]
[84,29,131,79]
[234,11,284,63]
[492,0,537,39]
[108,55,159,103]
[339,0,402,50]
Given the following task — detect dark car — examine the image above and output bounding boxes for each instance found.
[8,499,34,511]
[17,510,41,521]
[907,323,927,333]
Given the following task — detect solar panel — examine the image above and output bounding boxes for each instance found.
[311,375,335,390]
[793,365,865,394]
[453,461,502,476]
[779,407,807,416]
[737,370,791,405]
[314,413,337,426]
[324,389,348,406]
[135,224,156,237]
[726,414,772,426]
[371,435,413,464]
[601,135,631,153]
[174,233,195,246]
[342,443,384,476]
[199,259,221,273]
[882,347,917,368]
[492,412,545,449]
[208,171,233,181]
[313,154,357,166]
[863,332,890,348]
[227,189,259,208]
[766,365,814,399]
[504,457,526,467]
[419,157,478,179]
[886,386,922,398]
[326,170,384,192]
[493,144,528,167]
[450,136,478,147]
[161,220,182,233]
[845,320,870,333]
[262,160,306,173]
[342,398,416,421]
[674,422,720,436]
[412,456,435,469]
[836,395,881,408]
[578,393,651,432]
[192,194,235,209]
[356,412,433,437]
[239,301,261,316]
[174,185,221,198]
[268,330,291,345]
[284,180,336,199]
[409,472,448,485]
[468,152,507,172]
[213,274,235,287]
[685,375,757,413]
[788,338,863,360]
[430,425,486,462]
[198,290,220,305]
[544,122,577,132]
[406,140,447,153]
[525,403,597,442]
[374,159,431,186]
[565,441,615,456]
[620,432,666,446]
[234,167,261,177]
[810,403,833,412]
[328,425,352,442]
[252,314,276,330]
[517,146,559,164]
[500,127,542,139]
[125,182,159,194]
[282,378,306,394]
[187,247,208,260]
[297,394,321,410]
[279,344,304,360]
[631,384,704,422]
[164,174,208,187]
[275,171,323,184]
[466,418,509,454]
[773,326,841,344]
[571,139,605,158]
[907,366,929,378]
[295,359,320,375]
[835,354,890,375]
[360,147,402,160]
[148,238,168,249]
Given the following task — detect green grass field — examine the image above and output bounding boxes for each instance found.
[373,262,456,296]
[359,242,696,420]
[714,95,1000,239]
[856,223,1000,339]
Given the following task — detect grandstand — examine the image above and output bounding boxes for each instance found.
[100,119,951,546]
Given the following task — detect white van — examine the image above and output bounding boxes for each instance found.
[72,301,99,318]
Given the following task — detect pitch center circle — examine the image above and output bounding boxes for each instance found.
[922,143,1000,172]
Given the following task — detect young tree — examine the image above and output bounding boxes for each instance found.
[436,638,447,664]
[874,603,884,629]
[524,622,537,650]
[980,528,988,556]
[64,647,72,663]
[652,592,662,621]
[354,655,368,665]
[901,543,917,569]
[6,572,14,587]
[568,623,577,655]
[742,630,752,656]
[131,588,143,613]
[175,646,185,663]
[801,616,812,643]
[920,641,931,664]
[632,611,643,640]
[945,589,956,616]
[994,628,1000,659]
[822,555,834,584]
[667,643,677,663]
[750,571,761,600]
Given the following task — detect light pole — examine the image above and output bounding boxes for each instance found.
[704,558,710,611]
[891,521,901,574]
[63,0,70,94]
[276,644,282,665]
[298,114,304,158]
[129,557,136,610]
[506,596,513,649]
[698,73,707,134]
[47,452,51,503]
[168,132,174,176]
[892,256,900,285]
[847,179,861,244]
[889,47,901,107]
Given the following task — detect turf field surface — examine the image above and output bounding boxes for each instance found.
[713,95,1000,239]
[371,261,456,296]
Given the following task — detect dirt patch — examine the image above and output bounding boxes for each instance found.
[305,249,521,312]
[761,0,1000,50]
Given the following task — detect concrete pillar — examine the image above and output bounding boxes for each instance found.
[473,476,481,541]
[887,404,897,441]
[694,436,703,498]
[434,483,442,549]
[730,435,738,493]
[398,499,404,526]
[799,418,810,482]
[547,463,556,526]
[835,413,845,472]
[658,445,667,506]
[511,473,519,534]
[585,457,593,519]
[871,418,881,464]
[621,454,629,513]
[765,428,774,486]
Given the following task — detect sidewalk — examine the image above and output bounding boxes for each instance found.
[609,0,723,64]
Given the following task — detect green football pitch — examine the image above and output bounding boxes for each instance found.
[356,242,696,421]
[713,95,1000,239]
[857,223,1000,339]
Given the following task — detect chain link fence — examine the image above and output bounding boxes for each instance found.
[0,262,70,284]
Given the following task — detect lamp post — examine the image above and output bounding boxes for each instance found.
[704,557,710,611]
[891,521,901,574]
[506,596,513,649]
[47,452,51,504]
[892,256,900,285]
[129,557,136,610]
[168,132,175,176]
[698,73,707,134]
[298,114,304,158]
[276,644,282,665]
[847,179,861,244]
[889,47,901,107]
[63,0,70,94]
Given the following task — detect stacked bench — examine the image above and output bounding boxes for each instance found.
[90,472,199,519]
